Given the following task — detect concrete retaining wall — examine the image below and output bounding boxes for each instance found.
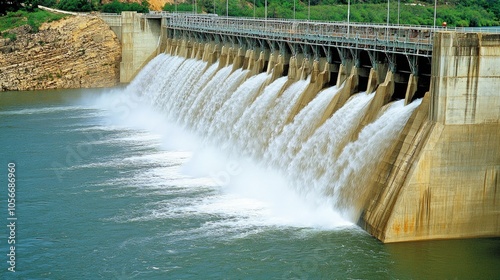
[431,33,500,125]
[119,12,161,83]
[362,32,500,243]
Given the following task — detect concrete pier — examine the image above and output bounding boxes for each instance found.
[362,32,500,243]
[119,12,161,82]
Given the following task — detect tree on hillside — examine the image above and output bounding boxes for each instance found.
[56,0,95,12]
[101,0,150,13]
[21,0,57,11]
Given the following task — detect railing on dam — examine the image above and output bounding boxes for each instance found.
[99,13,122,26]
[162,14,437,57]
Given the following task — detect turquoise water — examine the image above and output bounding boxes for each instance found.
[1,89,499,279]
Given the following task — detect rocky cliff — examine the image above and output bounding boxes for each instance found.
[0,15,121,92]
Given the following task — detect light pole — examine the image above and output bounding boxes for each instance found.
[265,0,267,32]
[308,0,310,21]
[386,0,390,26]
[398,0,400,25]
[386,0,390,41]
[265,0,267,21]
[254,0,256,18]
[294,0,296,20]
[433,0,437,29]
[226,0,229,17]
[347,0,350,38]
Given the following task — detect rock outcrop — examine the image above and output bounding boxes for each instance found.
[0,15,121,91]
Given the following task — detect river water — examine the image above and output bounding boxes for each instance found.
[1,65,499,278]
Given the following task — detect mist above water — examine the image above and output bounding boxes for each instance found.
[84,53,421,230]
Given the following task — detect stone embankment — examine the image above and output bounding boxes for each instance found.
[0,15,121,91]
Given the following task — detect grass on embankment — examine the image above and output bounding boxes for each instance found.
[165,1,499,27]
[267,3,498,27]
[0,9,68,40]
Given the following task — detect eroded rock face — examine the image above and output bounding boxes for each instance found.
[0,15,121,91]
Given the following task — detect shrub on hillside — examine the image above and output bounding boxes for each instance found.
[102,0,150,13]
[57,0,93,12]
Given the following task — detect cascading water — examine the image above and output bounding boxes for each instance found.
[328,99,422,219]
[241,77,310,159]
[162,58,207,118]
[265,86,341,170]
[288,92,375,190]
[207,72,270,143]
[185,65,233,129]
[126,53,168,94]
[195,68,250,134]
[230,76,288,155]
[177,62,220,124]
[147,56,186,106]
[138,54,421,222]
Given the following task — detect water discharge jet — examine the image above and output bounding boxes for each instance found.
[121,40,499,242]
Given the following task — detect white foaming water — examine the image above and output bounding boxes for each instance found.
[230,76,288,154]
[328,99,422,220]
[165,60,211,119]
[265,86,340,169]
[177,62,220,124]
[207,72,270,143]
[82,92,351,233]
[84,89,199,151]
[184,65,233,129]
[153,58,198,111]
[82,53,425,233]
[236,77,310,159]
[125,53,170,95]
[146,56,186,107]
[195,68,250,134]
[161,58,207,117]
[289,92,375,190]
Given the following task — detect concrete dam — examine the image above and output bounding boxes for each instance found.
[99,12,499,243]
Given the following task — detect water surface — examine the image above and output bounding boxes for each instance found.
[1,89,499,279]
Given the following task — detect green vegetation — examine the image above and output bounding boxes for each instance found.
[0,0,149,14]
[56,0,97,12]
[2,0,499,27]
[55,0,150,13]
[2,32,17,41]
[0,9,67,33]
[102,0,150,13]
[163,0,500,27]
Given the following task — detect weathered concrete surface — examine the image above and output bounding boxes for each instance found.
[431,32,500,124]
[362,32,500,243]
[288,60,330,123]
[120,12,161,83]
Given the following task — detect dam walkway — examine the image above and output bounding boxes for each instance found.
[105,12,498,57]
[161,13,436,58]
[101,12,444,57]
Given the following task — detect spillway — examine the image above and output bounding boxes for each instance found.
[127,53,422,226]
[105,11,500,243]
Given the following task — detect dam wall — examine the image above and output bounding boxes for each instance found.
[362,32,500,243]
[101,13,499,243]
[100,12,162,83]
